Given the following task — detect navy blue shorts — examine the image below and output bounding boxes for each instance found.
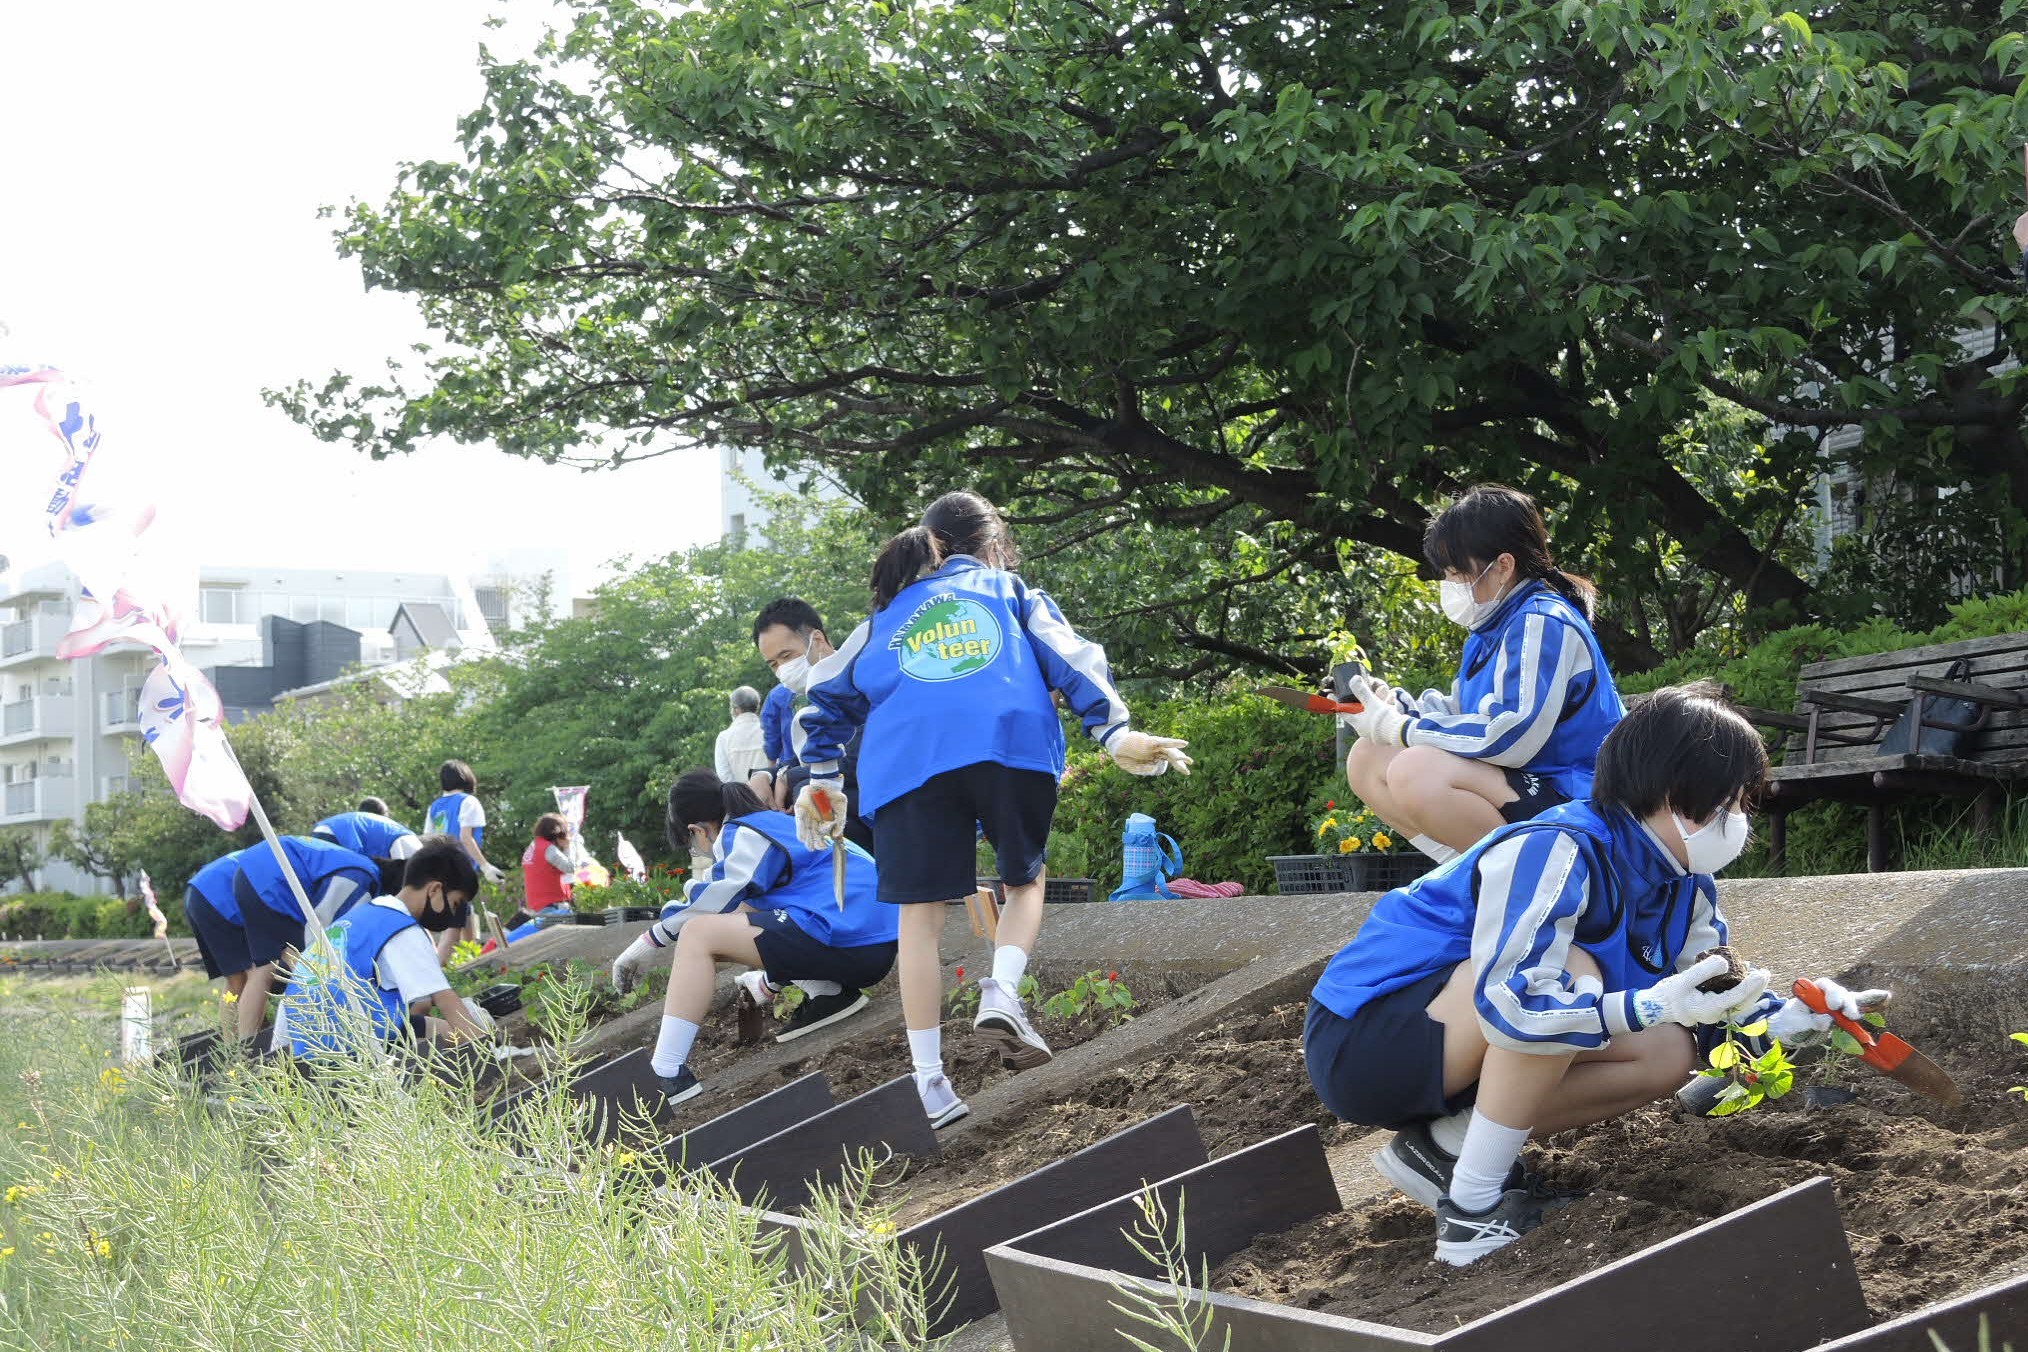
[235,870,306,970]
[871,761,1057,904]
[185,889,252,980]
[1304,966,1476,1130]
[1498,768,1571,824]
[747,907,897,991]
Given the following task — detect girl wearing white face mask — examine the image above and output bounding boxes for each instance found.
[1343,484,1627,860]
[1307,684,1869,1267]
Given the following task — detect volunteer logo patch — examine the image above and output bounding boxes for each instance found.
[889,592,1003,682]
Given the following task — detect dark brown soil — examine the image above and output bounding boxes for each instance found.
[1213,975,2028,1332]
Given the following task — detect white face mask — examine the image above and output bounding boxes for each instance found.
[1673,808,1751,875]
[776,655,810,695]
[1439,560,1508,630]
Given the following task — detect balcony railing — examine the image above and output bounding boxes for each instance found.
[0,776,75,823]
[0,693,76,743]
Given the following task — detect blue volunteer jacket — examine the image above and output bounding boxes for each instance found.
[761,683,797,766]
[650,811,896,948]
[312,811,416,858]
[793,556,1129,816]
[425,791,484,847]
[187,849,251,925]
[236,837,382,927]
[1394,580,1624,799]
[282,898,419,1056]
[1311,800,1769,1054]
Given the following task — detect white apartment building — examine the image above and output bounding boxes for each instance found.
[0,560,496,895]
[720,446,849,542]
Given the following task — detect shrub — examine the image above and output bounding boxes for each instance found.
[0,891,181,941]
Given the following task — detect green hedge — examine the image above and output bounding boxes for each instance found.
[0,890,186,941]
[1046,697,1342,895]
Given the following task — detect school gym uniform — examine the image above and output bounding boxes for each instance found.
[1305,799,1768,1129]
[425,791,486,848]
[184,848,253,979]
[232,836,383,970]
[646,811,898,991]
[793,555,1130,903]
[311,811,420,859]
[1390,580,1625,820]
[275,896,450,1056]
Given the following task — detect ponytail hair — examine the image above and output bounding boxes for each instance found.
[1423,484,1597,619]
[870,490,1020,611]
[665,768,767,851]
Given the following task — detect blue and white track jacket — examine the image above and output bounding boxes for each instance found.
[792,556,1130,816]
[1394,581,1624,799]
[1311,800,1772,1054]
[648,810,896,949]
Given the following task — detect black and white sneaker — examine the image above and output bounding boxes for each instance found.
[775,989,870,1043]
[1373,1122,1580,1214]
[1435,1188,1546,1267]
[657,1066,704,1106]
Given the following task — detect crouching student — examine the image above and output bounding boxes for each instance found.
[512,813,577,926]
[1305,683,1875,1267]
[231,835,401,1043]
[276,838,492,1056]
[183,847,254,999]
[610,770,898,1105]
[312,804,421,860]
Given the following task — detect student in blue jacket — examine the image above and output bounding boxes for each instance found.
[1342,485,1626,859]
[609,771,901,1105]
[230,835,409,1042]
[312,806,420,860]
[791,491,1191,1128]
[182,847,254,997]
[1307,684,1889,1266]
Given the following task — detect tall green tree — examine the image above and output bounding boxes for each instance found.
[276,0,2028,667]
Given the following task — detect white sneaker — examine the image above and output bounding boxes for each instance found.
[916,1072,970,1129]
[973,976,1053,1070]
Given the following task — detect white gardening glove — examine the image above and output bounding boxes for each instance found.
[1604,954,1771,1034]
[1765,978,1892,1046]
[611,933,659,994]
[1344,675,1410,747]
[1107,730,1193,777]
[461,997,498,1039]
[480,860,506,885]
[794,780,848,849]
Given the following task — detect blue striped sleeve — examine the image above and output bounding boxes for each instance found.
[1020,586,1131,747]
[1468,830,1613,1053]
[760,685,795,765]
[790,622,872,778]
[1406,614,1593,765]
[652,824,782,943]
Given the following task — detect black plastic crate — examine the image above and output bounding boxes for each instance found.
[1341,850,1434,893]
[978,877,1098,906]
[1267,855,1343,896]
[475,983,523,1017]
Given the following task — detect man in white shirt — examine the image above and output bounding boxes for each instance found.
[714,686,772,793]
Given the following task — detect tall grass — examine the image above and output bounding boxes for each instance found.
[0,975,934,1350]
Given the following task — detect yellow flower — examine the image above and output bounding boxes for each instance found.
[0,1247,13,1259]
[867,1219,895,1236]
[219,991,237,1004]
[1373,833,1393,851]
[1339,837,1361,854]
[94,1238,111,1259]
[615,1152,637,1166]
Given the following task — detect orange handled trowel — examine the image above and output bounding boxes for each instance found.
[809,787,847,910]
[1794,978,1962,1107]
[1254,685,1364,716]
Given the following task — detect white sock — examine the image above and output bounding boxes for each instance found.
[990,945,1029,988]
[1448,1115,1529,1214]
[907,1026,943,1087]
[793,979,841,998]
[1410,833,1460,864]
[651,1015,701,1078]
[1427,1107,1473,1157]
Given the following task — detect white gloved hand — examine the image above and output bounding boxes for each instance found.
[1108,730,1193,777]
[688,851,714,882]
[611,934,658,994]
[461,997,498,1039]
[1344,675,1411,747]
[794,781,848,850]
[1609,954,1771,1033]
[1765,978,1891,1046]
[480,861,506,885]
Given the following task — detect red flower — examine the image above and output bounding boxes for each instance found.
[1107,970,1119,983]
[954,966,965,982]
[1326,800,1336,809]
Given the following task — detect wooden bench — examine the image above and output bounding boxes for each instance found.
[1744,632,2028,872]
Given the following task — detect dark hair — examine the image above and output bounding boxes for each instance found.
[666,769,768,851]
[752,597,826,646]
[439,759,477,794]
[871,490,1019,610]
[533,812,568,844]
[1593,682,1770,822]
[1423,484,1596,618]
[404,835,481,900]
[357,796,390,816]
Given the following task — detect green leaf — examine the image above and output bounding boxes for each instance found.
[2008,1032,2028,1046]
[1863,1012,1889,1029]
[1831,1029,1867,1056]
[1708,1042,1741,1071]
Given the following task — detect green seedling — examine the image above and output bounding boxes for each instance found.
[770,984,806,1022]
[1697,1017,1795,1116]
[1042,970,1138,1027]
[2009,1031,2028,1102]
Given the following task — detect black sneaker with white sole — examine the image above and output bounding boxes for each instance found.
[1435,1187,1546,1267]
[1373,1121,1580,1214]
[657,1066,704,1106]
[775,989,870,1043]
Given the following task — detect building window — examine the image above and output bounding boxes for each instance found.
[474,586,509,633]
[200,587,251,624]
[730,513,747,540]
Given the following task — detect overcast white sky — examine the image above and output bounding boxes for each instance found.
[0,2,722,600]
